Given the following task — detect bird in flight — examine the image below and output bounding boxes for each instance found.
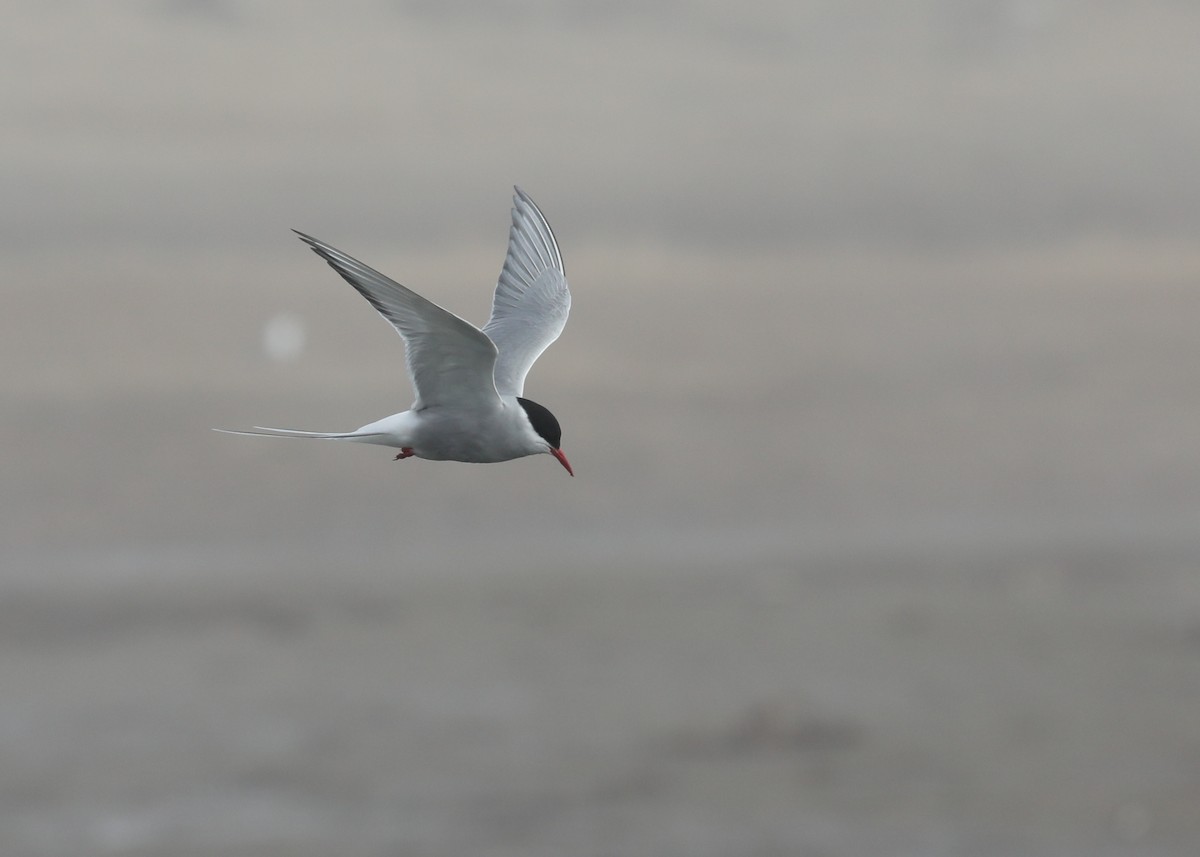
[219,187,573,475]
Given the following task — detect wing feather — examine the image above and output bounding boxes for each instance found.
[482,187,571,397]
[294,231,499,410]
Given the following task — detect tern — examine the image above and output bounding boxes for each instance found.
[219,187,573,475]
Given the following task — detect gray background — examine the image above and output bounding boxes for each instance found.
[3,2,1200,855]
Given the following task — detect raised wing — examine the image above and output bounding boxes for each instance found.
[482,187,571,397]
[294,231,500,411]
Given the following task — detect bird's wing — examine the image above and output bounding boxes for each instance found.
[294,231,500,411]
[482,187,571,397]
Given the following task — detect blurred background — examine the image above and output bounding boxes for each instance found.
[3,2,1200,855]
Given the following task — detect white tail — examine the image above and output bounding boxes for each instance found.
[213,427,390,441]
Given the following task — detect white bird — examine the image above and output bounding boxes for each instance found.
[219,187,573,476]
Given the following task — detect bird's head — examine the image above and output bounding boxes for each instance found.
[517,397,573,476]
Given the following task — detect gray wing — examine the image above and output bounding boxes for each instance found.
[482,187,571,398]
[294,231,500,411]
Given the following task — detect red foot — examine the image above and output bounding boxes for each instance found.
[393,447,415,461]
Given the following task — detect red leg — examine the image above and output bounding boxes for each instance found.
[393,447,415,461]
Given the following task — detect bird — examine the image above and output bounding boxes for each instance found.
[218,187,573,476]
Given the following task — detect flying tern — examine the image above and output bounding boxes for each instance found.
[219,187,573,475]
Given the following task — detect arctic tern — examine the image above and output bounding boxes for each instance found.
[219,187,573,475]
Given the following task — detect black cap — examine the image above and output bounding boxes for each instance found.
[516,397,562,449]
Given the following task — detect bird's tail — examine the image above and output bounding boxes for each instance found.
[213,427,392,443]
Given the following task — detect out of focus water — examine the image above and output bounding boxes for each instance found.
[3,3,1200,855]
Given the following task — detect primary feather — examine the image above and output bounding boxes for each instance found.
[293,231,500,411]
[483,187,571,397]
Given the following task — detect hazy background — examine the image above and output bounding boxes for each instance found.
[3,2,1200,855]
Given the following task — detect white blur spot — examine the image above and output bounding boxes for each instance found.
[261,312,306,363]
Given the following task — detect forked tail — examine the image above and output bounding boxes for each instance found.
[213,427,390,441]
